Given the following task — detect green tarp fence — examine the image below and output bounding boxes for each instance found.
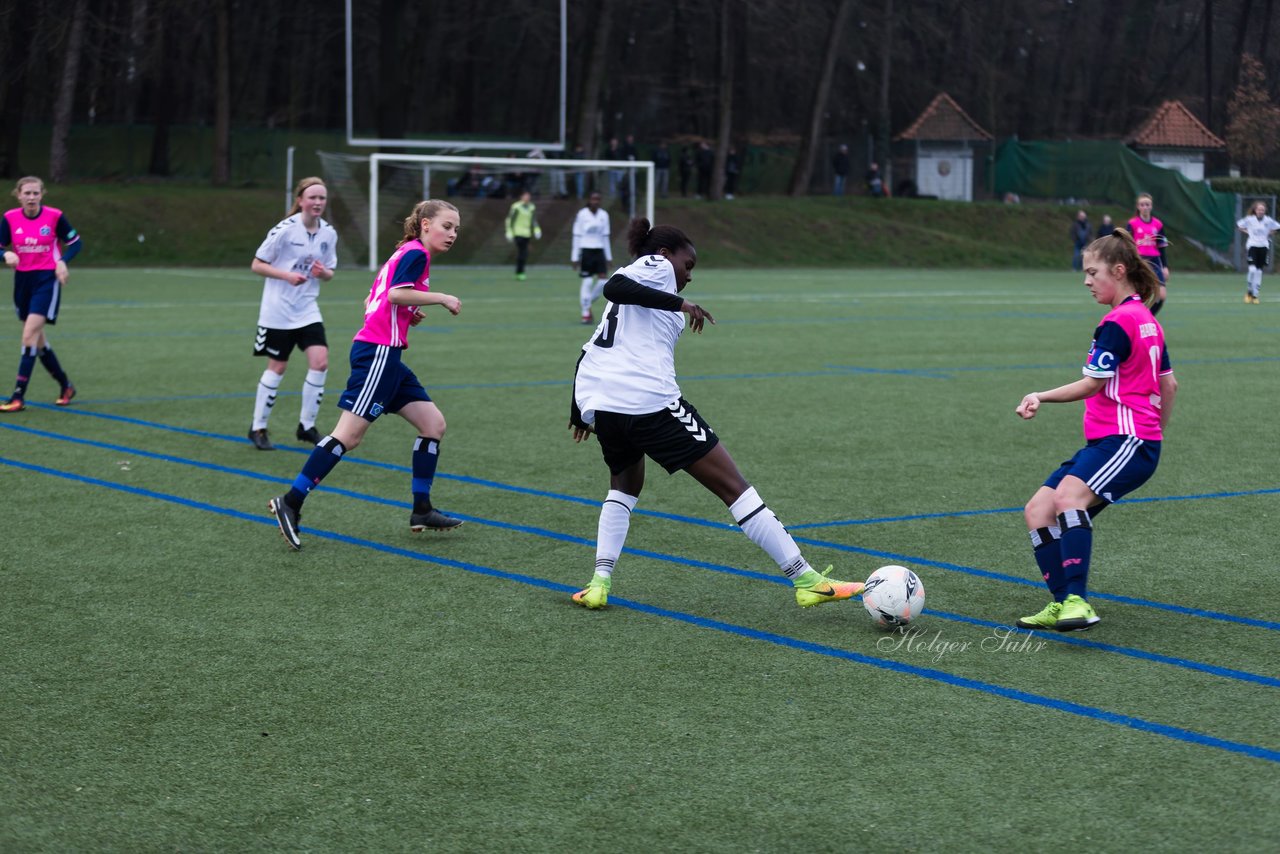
[994,140,1236,250]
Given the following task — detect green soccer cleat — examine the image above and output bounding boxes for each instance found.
[1055,594,1100,632]
[571,574,611,609]
[1015,600,1063,630]
[794,565,865,608]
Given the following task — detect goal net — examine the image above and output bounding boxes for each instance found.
[318,151,654,271]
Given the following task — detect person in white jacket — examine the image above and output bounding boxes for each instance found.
[570,192,612,323]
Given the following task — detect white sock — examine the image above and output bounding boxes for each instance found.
[594,490,638,578]
[300,369,327,429]
[579,277,595,314]
[253,369,282,430]
[590,276,606,303]
[728,486,811,580]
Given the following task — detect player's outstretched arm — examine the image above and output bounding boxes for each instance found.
[1016,377,1106,420]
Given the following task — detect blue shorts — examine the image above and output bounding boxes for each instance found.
[337,341,431,422]
[13,270,62,323]
[1044,435,1161,505]
[1143,256,1166,285]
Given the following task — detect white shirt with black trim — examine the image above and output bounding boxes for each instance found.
[1237,214,1280,249]
[574,254,683,424]
[255,215,338,330]
[570,208,612,263]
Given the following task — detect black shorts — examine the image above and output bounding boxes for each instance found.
[594,398,720,475]
[253,322,327,360]
[579,248,608,278]
[1248,246,1270,269]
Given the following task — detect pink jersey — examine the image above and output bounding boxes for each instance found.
[1127,215,1163,258]
[354,239,431,349]
[1081,296,1171,441]
[4,206,66,271]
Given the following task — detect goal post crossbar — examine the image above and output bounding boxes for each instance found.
[368,153,655,270]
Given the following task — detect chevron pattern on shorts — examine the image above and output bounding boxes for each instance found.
[667,400,708,442]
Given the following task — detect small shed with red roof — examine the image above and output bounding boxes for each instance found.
[895,93,993,201]
[1125,100,1225,182]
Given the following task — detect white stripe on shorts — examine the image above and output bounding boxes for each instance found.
[352,344,389,416]
[1087,435,1142,495]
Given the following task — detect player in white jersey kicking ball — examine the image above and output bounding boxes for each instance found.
[567,217,864,609]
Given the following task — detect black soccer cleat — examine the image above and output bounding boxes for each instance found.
[409,508,464,532]
[268,495,302,550]
[296,423,321,444]
[248,428,275,450]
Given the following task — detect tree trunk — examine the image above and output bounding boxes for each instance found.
[212,0,232,185]
[148,5,173,176]
[877,0,894,190]
[710,0,735,201]
[123,0,150,126]
[574,0,614,156]
[0,5,37,177]
[789,0,854,195]
[1203,0,1214,129]
[49,0,90,183]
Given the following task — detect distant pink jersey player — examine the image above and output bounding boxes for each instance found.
[1081,295,1171,441]
[2,205,76,271]
[355,238,431,348]
[1126,214,1164,259]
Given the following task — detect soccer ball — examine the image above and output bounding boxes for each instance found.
[862,565,926,629]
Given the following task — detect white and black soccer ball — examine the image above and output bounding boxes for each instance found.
[862,565,926,629]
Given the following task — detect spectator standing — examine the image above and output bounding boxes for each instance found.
[1070,210,1091,271]
[1096,214,1114,240]
[653,142,671,198]
[865,161,885,197]
[571,144,587,199]
[723,146,741,200]
[695,141,713,199]
[678,146,694,197]
[832,144,850,196]
[603,137,623,199]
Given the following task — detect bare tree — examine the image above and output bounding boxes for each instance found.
[575,0,615,156]
[1225,54,1280,175]
[877,0,893,189]
[49,0,90,183]
[789,0,854,195]
[710,0,735,200]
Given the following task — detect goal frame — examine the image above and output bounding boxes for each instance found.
[367,153,655,270]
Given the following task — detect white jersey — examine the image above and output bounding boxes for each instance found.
[255,215,338,330]
[1237,214,1280,248]
[570,207,612,263]
[574,254,684,424]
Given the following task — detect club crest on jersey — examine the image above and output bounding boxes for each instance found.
[39,226,51,236]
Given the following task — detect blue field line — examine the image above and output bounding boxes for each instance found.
[12,406,1280,632]
[792,485,1280,529]
[2,453,1277,766]
[4,421,1278,690]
